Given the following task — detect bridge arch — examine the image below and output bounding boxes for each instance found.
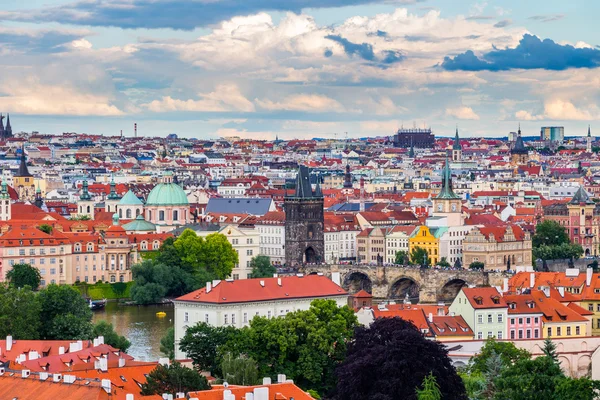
[343,271,373,294]
[438,278,469,303]
[389,276,420,303]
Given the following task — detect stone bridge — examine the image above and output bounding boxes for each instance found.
[300,264,509,303]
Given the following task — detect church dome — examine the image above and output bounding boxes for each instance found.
[146,179,188,206]
[122,215,156,232]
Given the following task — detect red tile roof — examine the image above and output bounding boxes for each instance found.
[462,287,507,309]
[175,275,347,304]
[429,315,474,338]
[189,382,314,400]
[0,374,110,400]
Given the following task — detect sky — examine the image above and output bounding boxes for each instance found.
[0,0,598,139]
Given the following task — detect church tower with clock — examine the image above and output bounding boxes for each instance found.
[432,157,463,227]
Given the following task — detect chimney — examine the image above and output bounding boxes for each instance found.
[260,280,265,287]
[529,272,535,288]
[39,372,48,381]
[542,286,550,298]
[223,390,235,400]
[53,374,62,383]
[206,282,212,293]
[245,394,254,400]
[176,393,185,399]
[428,312,433,323]
[5,335,13,352]
[99,357,108,372]
[126,395,135,400]
[262,377,271,385]
[119,358,126,368]
[254,387,269,400]
[331,272,341,286]
[277,374,286,383]
[587,267,593,287]
[273,273,278,278]
[22,369,30,378]
[97,336,104,345]
[558,286,565,297]
[63,375,76,384]
[277,278,282,286]
[101,379,112,394]
[503,278,509,293]
[58,346,65,355]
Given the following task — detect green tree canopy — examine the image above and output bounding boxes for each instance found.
[130,260,173,304]
[542,338,559,364]
[395,250,409,265]
[532,220,570,248]
[37,284,93,340]
[0,284,41,339]
[92,321,131,352]
[416,373,442,400]
[250,255,275,278]
[411,246,431,266]
[38,224,53,234]
[469,261,485,270]
[201,233,238,279]
[494,355,565,400]
[220,353,259,386]
[468,339,530,375]
[7,263,41,290]
[160,327,175,360]
[179,322,240,375]
[141,362,210,395]
[437,257,451,268]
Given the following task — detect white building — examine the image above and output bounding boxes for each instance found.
[324,214,360,263]
[173,275,348,359]
[385,226,416,264]
[255,211,285,265]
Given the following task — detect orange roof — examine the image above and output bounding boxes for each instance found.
[429,315,474,337]
[503,293,543,315]
[189,382,314,400]
[370,305,431,333]
[175,275,347,304]
[462,287,507,309]
[20,344,134,373]
[529,290,588,323]
[0,339,92,364]
[0,373,110,400]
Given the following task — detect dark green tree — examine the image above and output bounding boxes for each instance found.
[542,338,559,364]
[250,255,276,278]
[220,353,259,386]
[130,260,172,304]
[437,257,451,268]
[7,263,41,290]
[111,282,128,299]
[0,284,41,339]
[494,356,564,400]
[199,233,239,279]
[92,321,131,352]
[469,261,485,270]
[37,284,93,340]
[532,220,570,248]
[141,362,210,395]
[38,224,53,234]
[468,339,530,374]
[160,327,175,360]
[395,250,409,265]
[179,322,239,374]
[410,246,431,266]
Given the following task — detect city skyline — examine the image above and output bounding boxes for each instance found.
[0,0,598,138]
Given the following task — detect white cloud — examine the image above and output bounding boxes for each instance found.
[543,99,598,120]
[515,110,543,121]
[143,83,255,113]
[445,106,480,120]
[256,94,344,112]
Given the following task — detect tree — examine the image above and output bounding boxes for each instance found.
[179,322,239,374]
[92,321,131,352]
[141,362,210,395]
[469,261,485,270]
[437,257,451,268]
[468,339,530,375]
[333,317,467,400]
[250,255,276,278]
[395,250,409,265]
[37,284,93,340]
[130,260,172,304]
[416,373,442,400]
[0,284,41,339]
[411,246,431,266]
[6,263,41,290]
[38,224,53,234]
[477,350,503,399]
[160,327,175,360]
[72,214,91,220]
[532,220,570,248]
[542,338,559,364]
[200,233,238,279]
[220,353,259,386]
[494,355,564,400]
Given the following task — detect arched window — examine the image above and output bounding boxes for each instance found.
[136,209,141,217]
[74,244,81,252]
[110,275,116,283]
[126,209,132,219]
[87,243,94,252]
[153,241,160,250]
[159,211,165,221]
[87,205,90,213]
[173,210,179,221]
[118,209,123,218]
[141,241,147,250]
[147,210,152,221]
[119,275,125,282]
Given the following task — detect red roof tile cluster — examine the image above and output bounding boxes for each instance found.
[462,287,507,309]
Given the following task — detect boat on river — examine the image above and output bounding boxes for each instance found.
[89,299,107,310]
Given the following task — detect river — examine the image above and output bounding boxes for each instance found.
[91,302,174,362]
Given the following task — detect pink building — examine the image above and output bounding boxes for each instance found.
[504,293,544,340]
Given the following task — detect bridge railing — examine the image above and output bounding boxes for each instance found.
[291,262,516,274]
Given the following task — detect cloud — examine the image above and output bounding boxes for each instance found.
[528,14,565,23]
[493,19,511,28]
[325,34,404,64]
[0,27,91,54]
[515,110,543,121]
[442,34,600,71]
[0,0,423,30]
[143,84,255,112]
[256,94,345,112]
[446,106,480,120]
[516,100,599,121]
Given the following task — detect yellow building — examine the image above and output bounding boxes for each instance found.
[531,289,589,339]
[409,225,446,265]
[13,148,35,201]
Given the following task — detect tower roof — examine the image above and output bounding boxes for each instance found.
[118,189,143,205]
[343,163,353,188]
[16,146,32,177]
[589,125,592,137]
[511,125,528,155]
[569,186,594,205]
[80,180,91,201]
[294,165,314,198]
[435,157,460,200]
[452,128,462,150]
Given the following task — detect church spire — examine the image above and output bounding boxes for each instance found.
[107,174,120,200]
[452,127,462,150]
[435,156,460,200]
[80,180,91,201]
[408,137,415,158]
[16,145,32,177]
[5,113,12,138]
[589,125,591,137]
[34,182,43,209]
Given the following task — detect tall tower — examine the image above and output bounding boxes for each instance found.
[13,145,35,201]
[284,166,324,267]
[0,180,11,221]
[5,114,12,138]
[33,183,44,209]
[0,114,5,139]
[105,175,121,213]
[342,162,353,194]
[78,180,95,219]
[452,127,462,162]
[432,157,463,227]
[511,124,528,165]
[587,125,592,153]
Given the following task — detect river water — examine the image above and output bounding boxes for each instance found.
[91,302,174,362]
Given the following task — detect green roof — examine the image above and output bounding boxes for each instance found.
[119,190,143,206]
[146,182,189,206]
[435,157,460,200]
[122,215,156,232]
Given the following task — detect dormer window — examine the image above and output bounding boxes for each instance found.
[474,296,483,305]
[491,296,500,304]
[509,303,516,309]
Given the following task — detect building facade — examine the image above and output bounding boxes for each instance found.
[462,225,532,270]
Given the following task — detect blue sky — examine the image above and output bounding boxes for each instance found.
[0,0,598,139]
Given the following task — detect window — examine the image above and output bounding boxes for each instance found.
[224,314,228,325]
[497,331,503,339]
[205,314,209,323]
[267,311,271,318]
[557,327,562,336]
[534,317,539,324]
[497,314,503,323]
[518,330,523,339]
[247,249,253,256]
[243,313,248,323]
[232,314,236,325]
[173,210,178,221]
[184,312,189,323]
[50,268,56,275]
[518,318,523,324]
[159,210,165,221]
[477,314,483,324]
[487,332,493,339]
[477,332,483,340]
[576,326,580,335]
[488,314,492,323]
[510,330,515,339]
[526,329,531,339]
[110,275,116,283]
[510,318,515,325]
[526,317,531,324]
[547,327,552,337]
[534,329,539,338]
[567,326,571,336]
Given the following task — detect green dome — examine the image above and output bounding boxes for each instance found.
[122,215,156,232]
[119,190,143,206]
[146,182,189,206]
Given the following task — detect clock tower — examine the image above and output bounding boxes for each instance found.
[432,157,463,227]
